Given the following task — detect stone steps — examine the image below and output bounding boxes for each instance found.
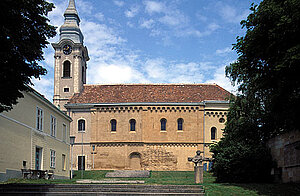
[0,184,205,195]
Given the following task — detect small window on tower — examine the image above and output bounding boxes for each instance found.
[64,88,69,92]
[82,66,85,84]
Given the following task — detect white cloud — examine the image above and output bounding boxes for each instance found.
[31,77,54,102]
[81,20,125,48]
[144,1,164,14]
[159,14,183,26]
[218,4,250,24]
[140,19,155,29]
[205,65,236,93]
[77,0,94,15]
[176,23,220,38]
[144,59,167,79]
[143,59,211,84]
[94,12,104,21]
[216,47,232,55]
[91,64,135,83]
[127,21,134,28]
[207,23,220,32]
[125,5,140,18]
[142,1,217,41]
[113,0,124,7]
[196,12,208,22]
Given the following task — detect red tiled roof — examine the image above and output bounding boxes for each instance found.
[69,84,231,104]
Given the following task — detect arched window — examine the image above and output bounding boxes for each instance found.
[160,118,167,131]
[129,119,136,131]
[177,118,183,130]
[78,119,85,132]
[211,127,217,140]
[111,119,117,131]
[63,61,71,77]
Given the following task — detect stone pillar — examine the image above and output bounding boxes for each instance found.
[194,166,203,184]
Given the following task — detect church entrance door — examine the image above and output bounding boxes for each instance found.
[129,152,141,170]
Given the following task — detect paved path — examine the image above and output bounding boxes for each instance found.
[77,179,145,184]
[0,184,205,195]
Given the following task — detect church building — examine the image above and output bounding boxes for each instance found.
[52,0,231,171]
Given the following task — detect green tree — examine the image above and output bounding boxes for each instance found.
[211,0,300,182]
[0,0,56,112]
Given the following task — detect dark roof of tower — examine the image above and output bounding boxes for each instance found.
[68,84,231,104]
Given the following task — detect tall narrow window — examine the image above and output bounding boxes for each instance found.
[50,150,56,168]
[211,127,217,140]
[62,124,67,142]
[63,61,71,77]
[82,66,85,84]
[129,119,136,131]
[177,118,183,131]
[111,119,117,132]
[36,107,43,131]
[62,154,66,171]
[50,115,56,137]
[160,118,167,131]
[78,119,85,132]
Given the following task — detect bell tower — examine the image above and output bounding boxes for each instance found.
[52,0,89,111]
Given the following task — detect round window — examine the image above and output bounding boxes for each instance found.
[219,118,225,123]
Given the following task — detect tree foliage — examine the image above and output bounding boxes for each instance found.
[227,0,300,135]
[0,0,56,112]
[210,96,274,182]
[211,0,300,182]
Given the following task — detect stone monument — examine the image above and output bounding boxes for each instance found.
[188,150,210,184]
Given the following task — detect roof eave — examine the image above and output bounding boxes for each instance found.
[65,102,206,109]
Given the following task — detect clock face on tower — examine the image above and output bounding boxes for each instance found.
[63,44,72,55]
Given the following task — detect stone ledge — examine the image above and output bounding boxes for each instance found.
[105,170,150,178]
[76,179,145,184]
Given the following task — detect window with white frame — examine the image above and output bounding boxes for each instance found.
[63,124,67,142]
[62,154,66,171]
[36,107,43,131]
[50,150,56,168]
[50,115,56,137]
[78,119,86,132]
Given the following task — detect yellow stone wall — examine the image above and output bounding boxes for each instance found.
[89,105,204,171]
[67,109,92,170]
[0,91,71,180]
[69,103,228,171]
[203,101,228,158]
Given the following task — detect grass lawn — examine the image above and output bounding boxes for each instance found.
[2,170,300,195]
[72,170,196,185]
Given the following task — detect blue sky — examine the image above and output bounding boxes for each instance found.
[32,0,262,101]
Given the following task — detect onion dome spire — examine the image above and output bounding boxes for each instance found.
[59,0,83,43]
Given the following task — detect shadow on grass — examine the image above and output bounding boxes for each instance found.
[228,183,300,196]
[203,172,300,196]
